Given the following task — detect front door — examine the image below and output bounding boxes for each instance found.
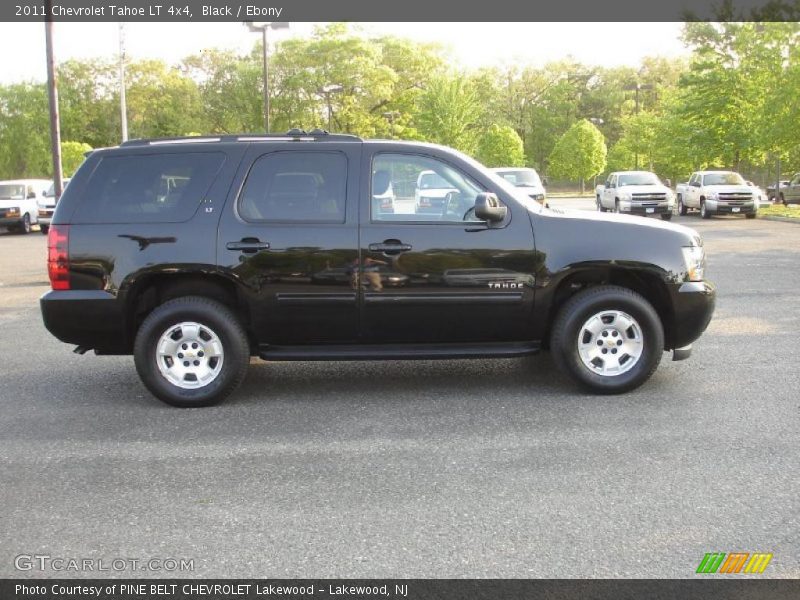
[358,149,537,344]
[217,143,361,345]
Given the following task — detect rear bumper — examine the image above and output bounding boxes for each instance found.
[669,280,716,350]
[40,290,129,354]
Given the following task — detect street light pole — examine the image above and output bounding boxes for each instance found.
[118,23,128,142]
[318,84,343,132]
[246,21,289,133]
[44,2,63,199]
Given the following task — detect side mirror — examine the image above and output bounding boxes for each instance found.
[474,193,507,223]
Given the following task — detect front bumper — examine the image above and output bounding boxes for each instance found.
[704,199,756,214]
[0,216,24,227]
[40,289,129,354]
[619,202,672,215]
[669,280,716,350]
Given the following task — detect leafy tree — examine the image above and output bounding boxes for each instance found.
[548,119,607,193]
[476,124,525,167]
[61,141,93,176]
[0,82,50,178]
[415,74,483,154]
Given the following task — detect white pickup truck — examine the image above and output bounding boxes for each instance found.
[595,170,675,220]
[675,170,757,219]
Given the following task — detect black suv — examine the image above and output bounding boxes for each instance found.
[41,131,715,407]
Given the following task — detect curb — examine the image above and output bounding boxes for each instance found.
[758,215,800,224]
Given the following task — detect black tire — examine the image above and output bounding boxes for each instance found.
[19,214,31,234]
[550,285,664,394]
[678,195,687,216]
[134,296,250,407]
[614,199,620,214]
[746,212,757,219]
[596,196,604,212]
[661,212,673,221]
[40,224,49,235]
[780,193,787,206]
[700,200,711,219]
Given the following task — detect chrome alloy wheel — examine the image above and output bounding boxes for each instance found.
[577,310,644,376]
[156,321,224,389]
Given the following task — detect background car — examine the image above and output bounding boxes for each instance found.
[37,178,70,234]
[414,169,457,213]
[491,167,547,206]
[0,179,49,234]
[596,171,675,220]
[767,180,790,202]
[777,173,800,205]
[746,180,770,209]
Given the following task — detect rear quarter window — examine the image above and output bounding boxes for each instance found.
[73,152,225,224]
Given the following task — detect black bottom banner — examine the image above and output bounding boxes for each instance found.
[2,579,800,600]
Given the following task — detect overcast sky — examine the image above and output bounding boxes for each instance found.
[0,22,689,84]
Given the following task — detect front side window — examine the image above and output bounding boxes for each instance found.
[371,153,485,223]
[76,152,225,223]
[239,151,346,223]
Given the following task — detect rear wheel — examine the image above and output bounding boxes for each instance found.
[134,296,250,407]
[550,285,664,394]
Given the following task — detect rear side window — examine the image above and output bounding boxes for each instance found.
[238,151,346,223]
[74,152,225,224]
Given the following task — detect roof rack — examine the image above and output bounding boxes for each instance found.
[120,129,362,147]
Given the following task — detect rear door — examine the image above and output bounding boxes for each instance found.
[217,141,361,345]
[357,146,537,344]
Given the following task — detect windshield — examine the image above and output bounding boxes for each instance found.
[704,172,745,186]
[495,169,542,188]
[45,179,70,197]
[0,184,25,200]
[419,172,451,190]
[617,173,661,186]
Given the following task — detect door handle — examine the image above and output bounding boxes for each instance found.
[369,241,412,254]
[226,239,270,253]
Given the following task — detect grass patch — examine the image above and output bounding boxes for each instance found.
[759,204,800,218]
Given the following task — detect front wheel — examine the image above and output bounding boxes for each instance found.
[596,196,604,212]
[780,193,787,206]
[661,212,673,221]
[550,285,664,394]
[746,212,757,219]
[700,200,711,219]
[134,296,250,407]
[40,224,49,235]
[19,214,31,234]
[678,195,687,216]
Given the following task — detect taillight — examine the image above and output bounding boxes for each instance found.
[47,224,70,290]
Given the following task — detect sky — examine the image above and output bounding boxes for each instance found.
[0,22,689,84]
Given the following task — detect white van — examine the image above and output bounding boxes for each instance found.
[0,179,50,234]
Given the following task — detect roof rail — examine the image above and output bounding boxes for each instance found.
[120,129,362,147]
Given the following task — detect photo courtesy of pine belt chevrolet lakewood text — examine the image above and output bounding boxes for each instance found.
[40,130,715,407]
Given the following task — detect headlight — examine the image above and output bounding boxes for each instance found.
[682,246,706,282]
[706,191,718,200]
[619,192,631,202]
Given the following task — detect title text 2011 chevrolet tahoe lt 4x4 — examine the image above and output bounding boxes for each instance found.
[41,131,715,407]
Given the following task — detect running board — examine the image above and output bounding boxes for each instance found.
[258,341,541,361]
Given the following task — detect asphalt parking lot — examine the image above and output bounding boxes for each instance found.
[1,202,798,578]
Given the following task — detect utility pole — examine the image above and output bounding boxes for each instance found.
[44,1,63,199]
[119,23,128,142]
[246,21,290,133]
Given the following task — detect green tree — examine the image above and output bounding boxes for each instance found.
[548,119,607,193]
[415,75,482,154]
[476,124,525,167]
[60,141,93,176]
[0,82,50,178]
